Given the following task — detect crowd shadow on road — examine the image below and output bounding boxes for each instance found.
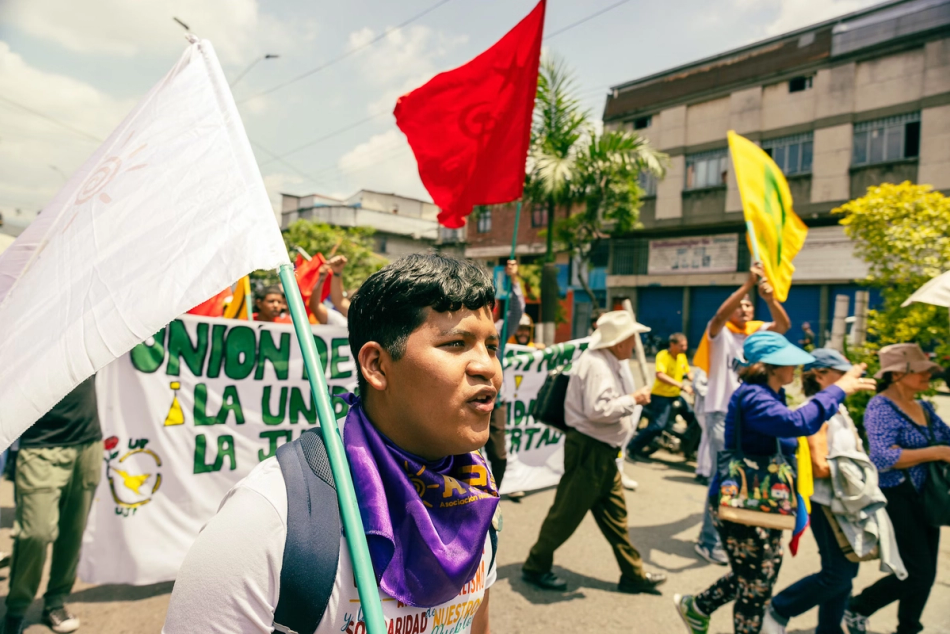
[627,512,708,573]
[68,580,174,603]
[496,563,597,605]
[0,507,12,530]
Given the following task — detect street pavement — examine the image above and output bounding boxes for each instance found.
[0,397,948,633]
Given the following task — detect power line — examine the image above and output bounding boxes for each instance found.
[248,138,332,186]
[259,111,389,166]
[0,96,104,143]
[238,0,456,104]
[544,0,632,40]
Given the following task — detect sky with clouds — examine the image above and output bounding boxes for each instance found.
[0,0,880,228]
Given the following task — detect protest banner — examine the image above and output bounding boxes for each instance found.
[78,315,355,585]
[78,315,588,584]
[498,339,589,495]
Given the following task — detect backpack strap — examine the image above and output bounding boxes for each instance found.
[487,525,498,578]
[274,430,342,634]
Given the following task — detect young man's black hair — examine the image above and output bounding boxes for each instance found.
[347,253,495,391]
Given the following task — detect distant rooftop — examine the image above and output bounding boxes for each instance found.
[604,0,950,120]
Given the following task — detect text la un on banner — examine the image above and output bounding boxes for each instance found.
[80,315,588,585]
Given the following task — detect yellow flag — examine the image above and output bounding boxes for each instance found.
[222,276,252,320]
[728,131,808,302]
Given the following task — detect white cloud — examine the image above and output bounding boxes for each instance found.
[0,41,135,217]
[734,0,881,37]
[261,172,307,217]
[1,0,310,65]
[347,24,467,114]
[336,129,428,200]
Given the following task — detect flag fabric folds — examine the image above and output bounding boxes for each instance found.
[188,287,231,317]
[222,276,252,320]
[728,131,808,303]
[295,252,331,315]
[0,38,289,449]
[394,0,545,229]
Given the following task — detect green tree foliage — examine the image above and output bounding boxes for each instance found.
[554,131,666,307]
[281,220,386,292]
[525,56,590,261]
[833,182,950,423]
[523,56,666,309]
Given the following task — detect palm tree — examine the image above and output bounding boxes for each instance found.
[525,55,668,318]
[557,131,667,308]
[527,56,590,261]
[728,460,749,499]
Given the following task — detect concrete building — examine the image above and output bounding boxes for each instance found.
[280,189,465,259]
[463,202,584,342]
[602,0,950,347]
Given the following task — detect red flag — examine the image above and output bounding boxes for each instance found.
[188,287,231,317]
[295,253,332,315]
[394,0,545,229]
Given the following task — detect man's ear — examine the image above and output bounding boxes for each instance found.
[358,342,389,391]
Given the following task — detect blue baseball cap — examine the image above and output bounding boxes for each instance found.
[743,331,816,367]
[803,348,853,373]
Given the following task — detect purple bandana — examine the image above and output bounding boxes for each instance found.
[342,394,499,608]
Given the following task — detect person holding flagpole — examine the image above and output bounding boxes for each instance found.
[690,129,808,567]
[692,263,791,566]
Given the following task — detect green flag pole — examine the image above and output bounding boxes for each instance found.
[498,200,522,359]
[745,220,762,266]
[277,263,386,634]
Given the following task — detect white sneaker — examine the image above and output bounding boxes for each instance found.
[43,607,80,634]
[506,490,525,500]
[761,606,786,634]
[621,474,639,491]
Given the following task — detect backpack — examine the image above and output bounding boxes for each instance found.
[530,366,572,432]
[273,428,498,634]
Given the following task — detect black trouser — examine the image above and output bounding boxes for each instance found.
[849,479,941,634]
[627,394,696,456]
[485,403,508,488]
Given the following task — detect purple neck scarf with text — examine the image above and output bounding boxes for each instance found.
[341,393,499,608]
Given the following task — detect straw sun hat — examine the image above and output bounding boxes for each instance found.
[589,310,650,350]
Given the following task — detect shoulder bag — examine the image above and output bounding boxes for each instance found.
[919,405,950,527]
[716,386,799,531]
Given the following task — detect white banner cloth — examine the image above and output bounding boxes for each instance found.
[80,316,357,585]
[497,340,588,495]
[0,39,289,449]
[79,318,588,585]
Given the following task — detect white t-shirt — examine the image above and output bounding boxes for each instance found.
[703,321,771,414]
[162,457,496,634]
[325,304,348,327]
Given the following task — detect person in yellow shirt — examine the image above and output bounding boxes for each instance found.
[626,333,696,459]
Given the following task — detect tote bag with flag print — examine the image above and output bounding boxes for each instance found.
[717,386,799,530]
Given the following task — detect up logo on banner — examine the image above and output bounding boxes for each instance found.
[102,435,163,518]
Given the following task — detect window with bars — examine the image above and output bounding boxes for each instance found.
[476,208,492,233]
[638,172,657,197]
[852,113,920,167]
[531,203,547,227]
[685,149,728,190]
[762,133,813,175]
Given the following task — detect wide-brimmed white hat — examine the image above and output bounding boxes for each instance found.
[589,310,650,350]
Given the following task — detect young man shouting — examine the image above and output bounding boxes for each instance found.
[164,254,501,634]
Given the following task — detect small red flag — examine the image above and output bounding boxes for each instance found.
[188,287,231,317]
[295,253,332,315]
[394,0,545,229]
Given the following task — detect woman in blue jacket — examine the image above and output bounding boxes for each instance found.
[673,332,875,634]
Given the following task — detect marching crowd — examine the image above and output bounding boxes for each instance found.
[0,253,946,634]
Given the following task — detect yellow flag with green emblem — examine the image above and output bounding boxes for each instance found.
[728,130,808,302]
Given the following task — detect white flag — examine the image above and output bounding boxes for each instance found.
[0,38,290,449]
